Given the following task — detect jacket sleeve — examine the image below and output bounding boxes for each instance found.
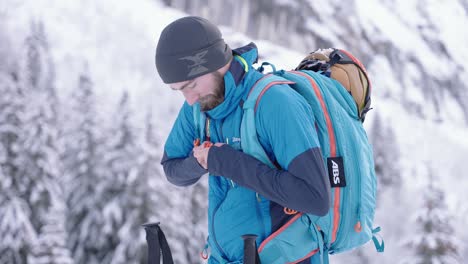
[207,84,331,215]
[161,102,207,186]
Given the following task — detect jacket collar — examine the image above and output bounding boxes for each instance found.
[205,43,259,120]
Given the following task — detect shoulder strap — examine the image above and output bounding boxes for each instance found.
[244,74,294,111]
[240,74,294,168]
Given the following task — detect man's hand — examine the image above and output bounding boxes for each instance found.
[193,141,224,169]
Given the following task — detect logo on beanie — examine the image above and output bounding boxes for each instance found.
[179,50,209,77]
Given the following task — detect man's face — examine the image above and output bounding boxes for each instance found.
[170,71,225,111]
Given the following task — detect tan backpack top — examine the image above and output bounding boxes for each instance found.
[296,48,372,122]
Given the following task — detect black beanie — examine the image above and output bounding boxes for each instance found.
[155,16,233,84]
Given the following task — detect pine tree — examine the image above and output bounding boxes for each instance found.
[133,108,207,263]
[28,193,73,264]
[111,106,184,264]
[0,195,36,264]
[0,32,37,263]
[370,113,401,189]
[15,20,72,262]
[96,91,154,263]
[404,170,460,264]
[61,70,107,264]
[139,107,208,263]
[138,107,198,264]
[109,96,155,263]
[16,20,63,234]
[0,70,37,260]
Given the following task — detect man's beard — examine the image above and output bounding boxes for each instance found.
[200,71,225,111]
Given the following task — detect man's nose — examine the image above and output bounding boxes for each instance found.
[182,90,198,105]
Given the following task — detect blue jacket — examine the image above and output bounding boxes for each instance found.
[161,43,330,263]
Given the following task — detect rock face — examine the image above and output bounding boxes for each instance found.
[166,0,468,125]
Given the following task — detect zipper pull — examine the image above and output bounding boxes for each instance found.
[200,239,209,260]
[355,209,362,232]
[354,221,362,233]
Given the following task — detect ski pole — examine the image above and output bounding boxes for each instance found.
[242,234,260,264]
[142,222,174,264]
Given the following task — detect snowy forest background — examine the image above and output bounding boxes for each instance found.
[0,0,467,263]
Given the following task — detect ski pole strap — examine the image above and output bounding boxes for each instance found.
[142,222,174,264]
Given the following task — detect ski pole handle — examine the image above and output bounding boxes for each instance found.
[142,222,174,264]
[242,234,260,264]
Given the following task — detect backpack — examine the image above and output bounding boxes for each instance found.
[193,50,384,263]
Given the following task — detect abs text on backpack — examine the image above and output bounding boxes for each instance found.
[241,50,383,263]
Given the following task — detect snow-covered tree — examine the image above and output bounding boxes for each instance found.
[0,66,36,264]
[454,200,468,263]
[139,107,209,263]
[404,170,460,264]
[60,69,108,264]
[138,107,199,264]
[16,20,62,234]
[0,195,37,264]
[461,207,468,263]
[108,95,156,263]
[0,27,36,263]
[14,20,71,263]
[370,113,401,190]
[95,91,156,263]
[0,70,23,190]
[28,194,73,264]
[22,21,56,96]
